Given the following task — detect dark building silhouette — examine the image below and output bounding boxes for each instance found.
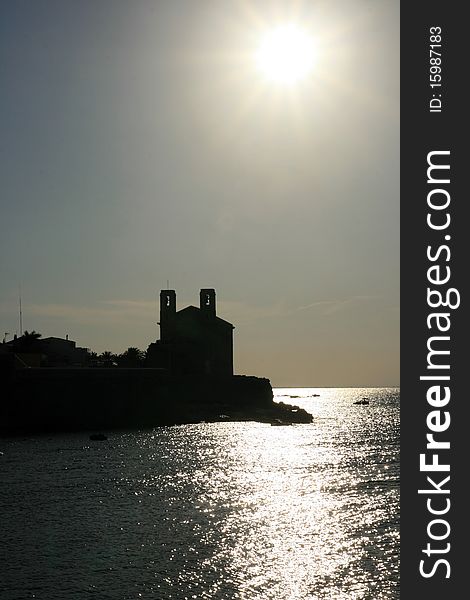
[38,336,90,367]
[3,334,89,367]
[147,288,234,376]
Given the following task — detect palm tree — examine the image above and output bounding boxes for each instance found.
[22,330,41,341]
[99,351,117,367]
[16,330,42,352]
[85,350,98,366]
[118,347,145,367]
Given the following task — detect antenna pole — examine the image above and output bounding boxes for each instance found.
[19,285,23,336]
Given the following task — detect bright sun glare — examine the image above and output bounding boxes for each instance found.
[256,25,316,84]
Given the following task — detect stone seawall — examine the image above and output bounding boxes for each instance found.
[1,368,312,434]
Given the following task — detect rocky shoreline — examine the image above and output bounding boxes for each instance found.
[151,400,313,427]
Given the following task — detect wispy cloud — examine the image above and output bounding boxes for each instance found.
[295,295,380,316]
[219,295,381,323]
[0,299,157,327]
[0,294,383,330]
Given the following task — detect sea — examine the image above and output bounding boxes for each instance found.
[0,388,399,600]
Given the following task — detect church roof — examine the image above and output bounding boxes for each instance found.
[176,305,234,329]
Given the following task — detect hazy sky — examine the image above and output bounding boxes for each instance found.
[0,0,399,387]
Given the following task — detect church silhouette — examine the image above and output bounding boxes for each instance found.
[147,289,234,377]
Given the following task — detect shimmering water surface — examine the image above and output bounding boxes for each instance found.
[0,388,399,599]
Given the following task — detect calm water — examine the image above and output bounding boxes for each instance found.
[0,388,399,600]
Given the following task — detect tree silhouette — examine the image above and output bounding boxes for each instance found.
[99,351,117,367]
[117,347,145,368]
[84,349,98,366]
[16,330,42,352]
[22,330,41,341]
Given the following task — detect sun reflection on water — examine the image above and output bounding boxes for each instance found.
[0,388,398,600]
[134,388,398,599]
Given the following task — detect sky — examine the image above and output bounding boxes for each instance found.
[0,0,399,387]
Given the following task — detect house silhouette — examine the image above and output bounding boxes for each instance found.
[147,288,234,376]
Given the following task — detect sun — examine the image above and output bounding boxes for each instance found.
[255,25,316,84]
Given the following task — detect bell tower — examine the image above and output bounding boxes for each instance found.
[160,289,176,341]
[200,288,216,318]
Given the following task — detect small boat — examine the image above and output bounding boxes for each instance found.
[89,433,108,441]
[271,419,292,426]
[353,399,369,405]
